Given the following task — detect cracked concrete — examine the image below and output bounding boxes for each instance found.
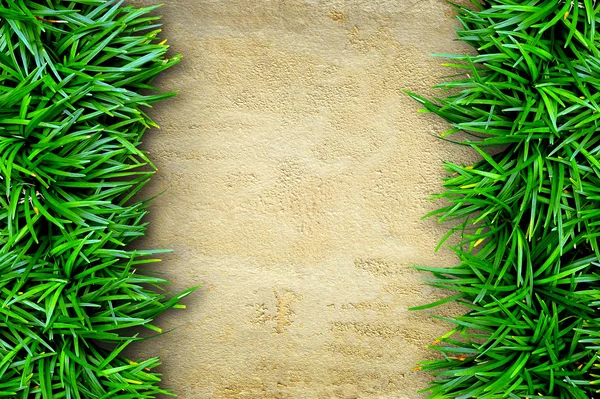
[128,0,478,397]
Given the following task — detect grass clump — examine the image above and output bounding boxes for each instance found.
[408,1,600,398]
[0,1,195,398]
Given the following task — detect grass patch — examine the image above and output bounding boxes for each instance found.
[409,1,600,398]
[0,2,195,397]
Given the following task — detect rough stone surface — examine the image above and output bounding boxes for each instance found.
[128,0,478,397]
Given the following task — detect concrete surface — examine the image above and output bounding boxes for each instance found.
[128,0,479,397]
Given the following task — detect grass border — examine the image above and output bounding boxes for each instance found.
[0,1,196,397]
[409,1,600,398]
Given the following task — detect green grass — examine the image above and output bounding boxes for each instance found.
[0,1,195,398]
[408,1,600,398]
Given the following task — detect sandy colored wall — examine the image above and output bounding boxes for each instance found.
[128,0,478,398]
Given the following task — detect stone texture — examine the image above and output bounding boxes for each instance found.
[128,0,479,397]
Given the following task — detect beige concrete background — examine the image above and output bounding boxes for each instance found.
[128,1,478,398]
